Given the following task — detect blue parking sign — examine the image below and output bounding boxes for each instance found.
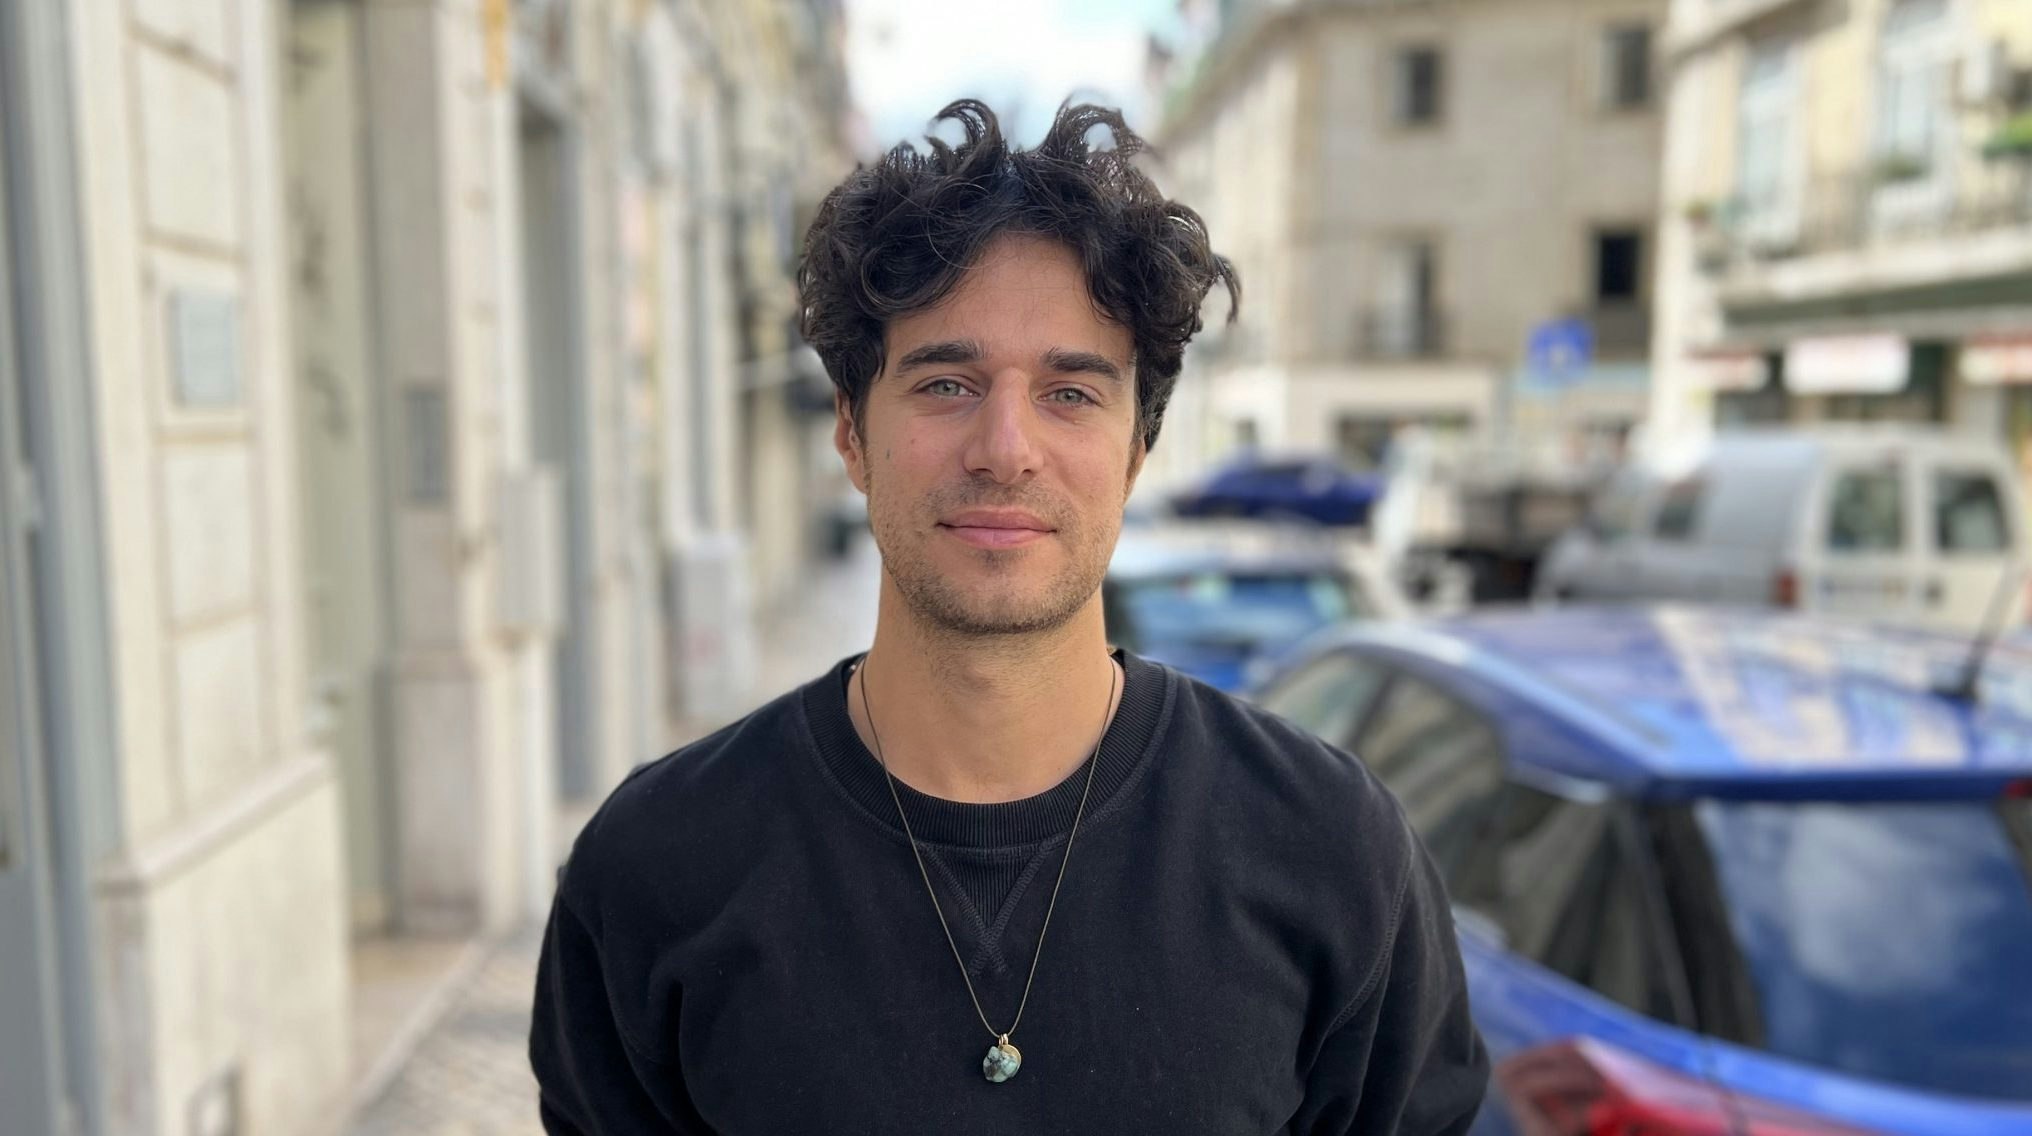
[1526,318,1594,388]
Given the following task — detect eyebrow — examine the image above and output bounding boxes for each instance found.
[1041,347,1126,386]
[894,339,984,372]
[889,339,1127,385]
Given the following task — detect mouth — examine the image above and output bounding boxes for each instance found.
[938,509,1055,550]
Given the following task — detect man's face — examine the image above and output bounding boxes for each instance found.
[835,234,1144,638]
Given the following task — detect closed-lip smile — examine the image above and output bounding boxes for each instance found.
[939,509,1054,549]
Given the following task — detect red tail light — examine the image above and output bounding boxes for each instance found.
[1496,1039,1871,1135]
[2004,779,2032,800]
[1772,567,1799,608]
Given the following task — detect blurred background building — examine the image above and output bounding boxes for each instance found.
[1140,0,1667,495]
[1649,0,2032,465]
[2,1,847,1132]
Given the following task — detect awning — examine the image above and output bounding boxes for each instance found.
[1961,334,2032,385]
[1783,334,1908,395]
[1685,350,1769,391]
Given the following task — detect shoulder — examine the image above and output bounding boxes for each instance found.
[555,686,809,924]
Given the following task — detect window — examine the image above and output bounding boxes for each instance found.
[1826,465,1905,552]
[1934,470,2009,553]
[1395,46,1445,126]
[1873,0,1950,179]
[1695,799,2032,1101]
[1594,230,1643,304]
[1452,787,1677,1020]
[1256,650,1391,749]
[1652,477,1706,541]
[1603,24,1653,109]
[1737,39,1800,242]
[1353,674,1505,871]
[1373,238,1440,357]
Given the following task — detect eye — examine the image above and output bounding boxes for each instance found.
[921,378,974,398]
[1048,388,1097,407]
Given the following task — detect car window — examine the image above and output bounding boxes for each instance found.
[1933,468,2009,554]
[1255,650,1390,749]
[1587,473,1651,542]
[1111,571,1362,655]
[1353,674,1505,871]
[1453,786,1677,1021]
[1652,477,1705,541]
[1825,464,1905,552]
[1695,799,2032,1102]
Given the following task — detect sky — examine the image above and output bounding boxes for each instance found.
[844,0,1183,154]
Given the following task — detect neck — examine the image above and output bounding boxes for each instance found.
[849,573,1122,805]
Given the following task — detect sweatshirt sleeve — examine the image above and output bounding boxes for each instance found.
[1290,844,1490,1135]
[528,889,708,1134]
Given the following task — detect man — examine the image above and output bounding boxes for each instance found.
[531,99,1487,1134]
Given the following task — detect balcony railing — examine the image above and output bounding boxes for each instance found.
[1353,308,1449,360]
[1588,302,1652,358]
[1695,158,2032,273]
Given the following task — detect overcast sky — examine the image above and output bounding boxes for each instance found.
[844,0,1181,154]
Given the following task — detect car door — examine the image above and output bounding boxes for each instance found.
[1800,452,1923,623]
[1445,784,1708,1135]
[1919,458,2024,633]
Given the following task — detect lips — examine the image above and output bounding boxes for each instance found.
[938,509,1054,550]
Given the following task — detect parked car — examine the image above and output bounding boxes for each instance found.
[1252,606,2032,1135]
[1169,454,1384,527]
[1104,523,1409,692]
[1536,427,2030,634]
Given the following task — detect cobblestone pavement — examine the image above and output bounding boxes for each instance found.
[345,538,880,1134]
[348,927,547,1136]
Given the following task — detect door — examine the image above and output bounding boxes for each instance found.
[1801,453,1922,622]
[0,99,66,1135]
[286,0,396,933]
[1921,459,2023,632]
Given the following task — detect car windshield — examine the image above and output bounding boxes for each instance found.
[1113,571,1361,653]
[1695,797,2032,1101]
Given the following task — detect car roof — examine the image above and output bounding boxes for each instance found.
[1316,606,2032,800]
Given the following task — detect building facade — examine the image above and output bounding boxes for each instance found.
[1147,0,1668,491]
[1648,0,2032,465]
[0,1,848,1133]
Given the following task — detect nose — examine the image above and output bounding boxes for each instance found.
[961,373,1044,484]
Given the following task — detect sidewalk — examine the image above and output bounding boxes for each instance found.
[345,537,880,1134]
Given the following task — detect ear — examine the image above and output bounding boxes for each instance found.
[1125,433,1148,494]
[834,391,869,494]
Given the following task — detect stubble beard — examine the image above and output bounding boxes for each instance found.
[867,469,1117,640]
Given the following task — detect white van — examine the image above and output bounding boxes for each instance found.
[1535,427,2029,633]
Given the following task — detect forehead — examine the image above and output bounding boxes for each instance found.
[883,235,1131,365]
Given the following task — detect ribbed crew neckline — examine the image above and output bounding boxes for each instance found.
[801,649,1170,852]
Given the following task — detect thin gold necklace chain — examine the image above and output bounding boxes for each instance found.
[855,653,1117,1045]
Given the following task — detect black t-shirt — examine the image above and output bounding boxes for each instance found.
[531,651,1487,1134]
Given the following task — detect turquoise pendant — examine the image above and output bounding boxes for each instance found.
[982,1036,1022,1082]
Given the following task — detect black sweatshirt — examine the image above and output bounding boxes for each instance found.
[531,651,1488,1134]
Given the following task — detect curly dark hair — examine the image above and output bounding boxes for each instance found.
[798,99,1239,453]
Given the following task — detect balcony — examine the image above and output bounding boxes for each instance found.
[1352,308,1449,360]
[1693,159,2032,301]
[1588,302,1653,359]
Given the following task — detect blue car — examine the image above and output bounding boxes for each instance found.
[1103,525,1407,692]
[1170,455,1383,527]
[1252,606,2032,1135]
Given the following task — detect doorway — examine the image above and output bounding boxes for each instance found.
[285,0,398,933]
[519,102,600,799]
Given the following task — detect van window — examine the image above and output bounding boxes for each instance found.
[1652,477,1705,541]
[1826,466,1905,552]
[1934,470,2009,554]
